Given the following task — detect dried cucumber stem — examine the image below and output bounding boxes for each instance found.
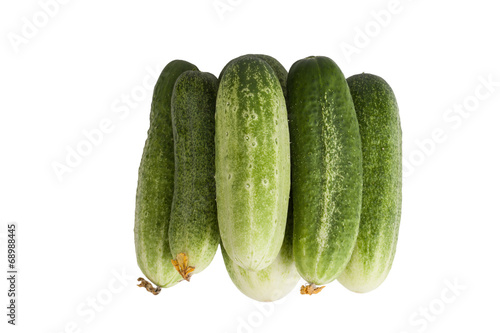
[137,277,161,295]
[300,284,325,295]
[171,253,195,281]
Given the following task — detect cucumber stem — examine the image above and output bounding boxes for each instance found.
[137,277,161,295]
[300,283,325,295]
[171,252,195,281]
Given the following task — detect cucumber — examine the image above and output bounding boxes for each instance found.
[134,60,198,292]
[219,55,297,300]
[215,55,291,271]
[338,73,402,293]
[287,56,363,293]
[169,70,220,281]
[221,199,299,302]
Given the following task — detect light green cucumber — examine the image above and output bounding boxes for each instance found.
[168,70,220,281]
[215,55,290,271]
[222,198,299,302]
[134,60,198,291]
[220,55,295,299]
[338,73,402,293]
[287,56,363,293]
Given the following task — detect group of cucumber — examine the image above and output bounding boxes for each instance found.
[134,54,402,301]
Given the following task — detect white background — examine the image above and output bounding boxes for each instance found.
[1,0,499,332]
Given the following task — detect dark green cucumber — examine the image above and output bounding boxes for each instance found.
[338,73,402,293]
[168,70,220,281]
[134,60,198,289]
[287,56,363,290]
[215,55,291,271]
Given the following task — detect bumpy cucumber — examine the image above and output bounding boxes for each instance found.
[338,73,402,293]
[169,70,220,281]
[287,56,363,292]
[134,60,198,290]
[215,55,290,271]
[220,55,295,300]
[222,199,299,301]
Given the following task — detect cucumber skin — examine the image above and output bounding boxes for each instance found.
[169,71,220,274]
[338,73,402,293]
[287,56,363,285]
[134,60,198,288]
[215,56,291,271]
[221,199,299,302]
[219,54,288,98]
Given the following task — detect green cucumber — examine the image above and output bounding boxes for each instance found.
[287,56,363,293]
[338,73,402,293]
[134,60,198,291]
[221,199,299,302]
[219,55,295,299]
[169,70,220,281]
[215,55,291,271]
